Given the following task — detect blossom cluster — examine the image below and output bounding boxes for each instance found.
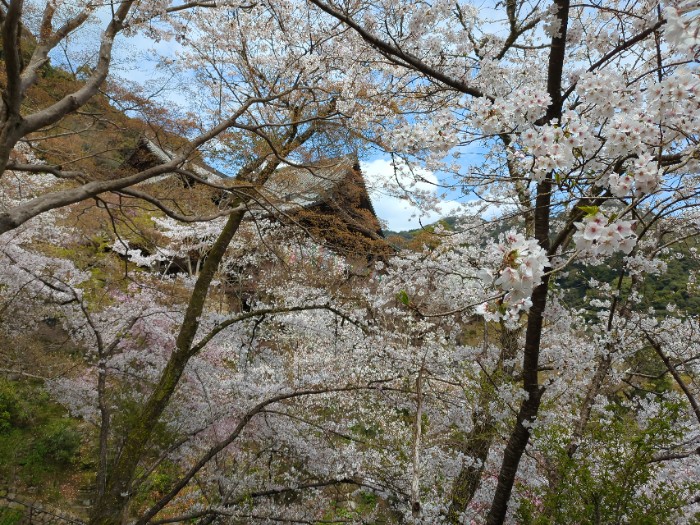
[574,213,636,256]
[608,154,662,197]
[470,87,550,135]
[664,0,700,56]
[518,113,592,181]
[477,230,549,323]
[111,239,171,268]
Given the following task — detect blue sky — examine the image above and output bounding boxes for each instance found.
[50,14,474,232]
[361,158,466,231]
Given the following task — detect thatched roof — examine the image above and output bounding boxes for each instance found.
[261,158,352,208]
[123,136,226,184]
[253,157,384,241]
[123,137,387,254]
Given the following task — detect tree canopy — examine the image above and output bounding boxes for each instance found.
[0,1,699,524]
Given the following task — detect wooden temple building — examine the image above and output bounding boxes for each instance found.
[121,137,389,262]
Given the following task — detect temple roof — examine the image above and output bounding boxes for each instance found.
[261,158,351,208]
[128,136,226,183]
[123,136,386,249]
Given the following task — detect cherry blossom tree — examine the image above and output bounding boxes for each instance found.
[294,0,700,522]
[0,0,224,233]
[0,2,388,523]
[4,154,700,524]
[2,0,700,524]
[0,0,385,235]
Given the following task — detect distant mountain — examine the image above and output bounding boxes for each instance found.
[382,216,459,239]
[383,215,698,317]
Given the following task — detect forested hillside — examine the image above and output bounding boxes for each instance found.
[1,2,700,525]
[393,217,700,315]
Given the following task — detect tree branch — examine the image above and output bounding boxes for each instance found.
[644,331,700,426]
[137,384,385,525]
[305,0,484,98]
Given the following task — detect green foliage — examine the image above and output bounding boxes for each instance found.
[0,508,24,525]
[110,393,176,452]
[0,380,82,487]
[0,379,26,433]
[557,241,700,315]
[519,399,696,524]
[577,205,600,217]
[130,461,181,511]
[31,420,81,466]
[383,216,458,240]
[39,63,75,82]
[626,346,673,394]
[359,491,378,507]
[349,422,381,439]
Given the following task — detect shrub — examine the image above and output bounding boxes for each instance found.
[33,420,81,466]
[0,508,24,525]
[0,379,23,433]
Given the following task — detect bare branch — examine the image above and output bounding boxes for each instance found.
[21,2,134,135]
[644,331,700,426]
[114,187,248,223]
[306,0,484,99]
[0,91,289,235]
[2,0,25,118]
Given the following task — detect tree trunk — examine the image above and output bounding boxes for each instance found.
[484,166,553,525]
[446,415,494,523]
[483,0,570,519]
[0,116,25,175]
[89,209,246,525]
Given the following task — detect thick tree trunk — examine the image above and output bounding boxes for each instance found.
[0,116,25,175]
[88,209,246,525]
[483,0,570,520]
[0,116,28,234]
[484,276,549,525]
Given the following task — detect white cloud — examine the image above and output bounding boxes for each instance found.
[361,158,465,231]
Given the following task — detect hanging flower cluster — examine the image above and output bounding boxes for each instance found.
[574,212,637,256]
[477,231,549,323]
[608,154,662,197]
[516,111,595,182]
[663,0,700,55]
